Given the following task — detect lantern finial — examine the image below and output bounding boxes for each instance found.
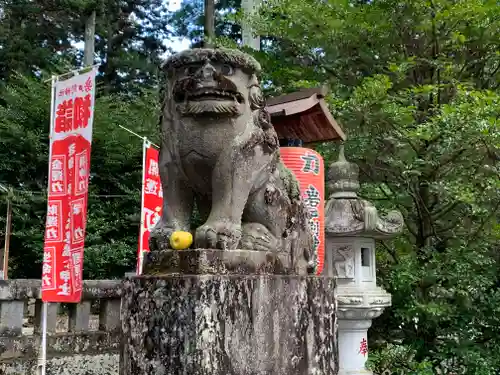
[338,143,346,162]
[327,143,360,199]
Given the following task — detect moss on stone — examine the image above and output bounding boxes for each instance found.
[162,48,261,74]
[277,162,302,202]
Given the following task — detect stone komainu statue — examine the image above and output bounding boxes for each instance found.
[149,48,315,274]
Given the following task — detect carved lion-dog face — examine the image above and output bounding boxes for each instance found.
[169,59,261,117]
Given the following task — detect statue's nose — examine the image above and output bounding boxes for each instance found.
[197,63,216,79]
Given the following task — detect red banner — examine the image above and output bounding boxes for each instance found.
[42,68,97,303]
[280,147,325,275]
[136,143,163,274]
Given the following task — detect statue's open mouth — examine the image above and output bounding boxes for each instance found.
[175,89,244,104]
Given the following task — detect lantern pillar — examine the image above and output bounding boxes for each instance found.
[324,146,404,375]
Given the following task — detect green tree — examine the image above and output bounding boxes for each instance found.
[0,0,171,92]
[0,0,79,82]
[92,0,171,93]
[0,72,159,280]
[234,0,500,372]
[171,0,242,46]
[0,1,170,278]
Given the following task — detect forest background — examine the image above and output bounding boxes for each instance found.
[0,0,499,373]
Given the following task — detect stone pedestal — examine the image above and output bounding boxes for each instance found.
[120,250,338,375]
[337,319,372,375]
[336,286,391,375]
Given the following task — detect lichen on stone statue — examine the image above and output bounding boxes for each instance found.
[148,48,315,274]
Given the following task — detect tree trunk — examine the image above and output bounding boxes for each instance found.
[204,0,215,47]
[84,11,96,66]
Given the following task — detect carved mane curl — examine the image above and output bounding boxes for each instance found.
[161,48,261,75]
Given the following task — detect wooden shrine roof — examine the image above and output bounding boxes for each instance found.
[266,87,346,144]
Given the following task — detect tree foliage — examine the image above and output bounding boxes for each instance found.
[235,0,500,372]
[0,0,171,91]
[170,0,242,47]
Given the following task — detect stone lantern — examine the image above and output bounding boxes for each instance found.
[324,146,404,375]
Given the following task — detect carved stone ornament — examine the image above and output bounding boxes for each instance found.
[336,296,363,305]
[332,244,355,279]
[325,145,404,239]
[148,48,315,275]
[336,286,392,320]
[337,307,385,320]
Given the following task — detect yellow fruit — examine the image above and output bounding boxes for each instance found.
[170,231,193,250]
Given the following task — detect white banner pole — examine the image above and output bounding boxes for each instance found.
[38,74,57,375]
[47,76,57,168]
[39,302,48,375]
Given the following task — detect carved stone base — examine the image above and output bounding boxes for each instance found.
[120,274,338,375]
[142,249,295,275]
[336,286,391,320]
[337,320,373,375]
[335,286,391,375]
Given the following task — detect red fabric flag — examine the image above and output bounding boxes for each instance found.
[42,69,97,303]
[136,144,163,274]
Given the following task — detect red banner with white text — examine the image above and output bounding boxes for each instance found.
[42,68,97,303]
[280,147,325,275]
[136,143,163,274]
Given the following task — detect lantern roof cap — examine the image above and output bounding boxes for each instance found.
[325,146,404,239]
[266,87,346,144]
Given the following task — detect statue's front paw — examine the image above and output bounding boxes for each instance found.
[149,225,175,251]
[195,221,242,250]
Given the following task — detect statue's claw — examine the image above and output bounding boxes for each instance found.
[195,221,242,250]
[239,223,278,252]
[149,225,175,251]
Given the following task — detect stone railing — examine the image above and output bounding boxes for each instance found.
[0,279,122,375]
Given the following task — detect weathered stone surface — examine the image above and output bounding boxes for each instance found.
[0,330,120,375]
[121,274,337,375]
[0,301,24,336]
[123,49,337,375]
[143,249,295,275]
[325,146,404,239]
[0,353,118,375]
[0,331,120,361]
[324,147,402,375]
[0,279,122,375]
[0,279,121,300]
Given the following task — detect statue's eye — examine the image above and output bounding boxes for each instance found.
[184,65,199,75]
[221,64,234,76]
